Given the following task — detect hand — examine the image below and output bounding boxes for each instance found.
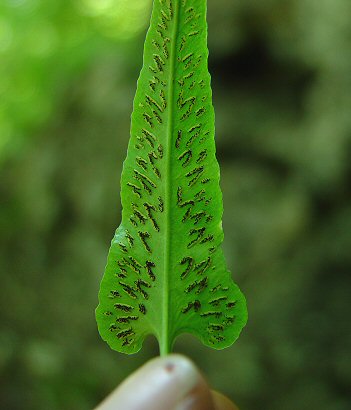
[95,354,238,410]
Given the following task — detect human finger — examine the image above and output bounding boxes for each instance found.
[95,354,215,410]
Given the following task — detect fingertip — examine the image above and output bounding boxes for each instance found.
[95,354,214,410]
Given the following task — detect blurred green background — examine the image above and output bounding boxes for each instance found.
[1,0,351,409]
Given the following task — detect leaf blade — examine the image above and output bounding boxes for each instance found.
[96,0,247,355]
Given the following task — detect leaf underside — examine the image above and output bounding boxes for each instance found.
[96,0,247,355]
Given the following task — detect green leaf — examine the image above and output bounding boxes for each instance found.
[96,0,247,355]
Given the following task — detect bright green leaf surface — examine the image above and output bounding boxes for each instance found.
[96,0,247,355]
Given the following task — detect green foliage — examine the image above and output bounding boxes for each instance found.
[96,0,247,355]
[0,0,151,164]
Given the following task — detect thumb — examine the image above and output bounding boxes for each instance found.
[95,354,233,410]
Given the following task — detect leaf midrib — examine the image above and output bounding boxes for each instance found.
[161,0,180,356]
